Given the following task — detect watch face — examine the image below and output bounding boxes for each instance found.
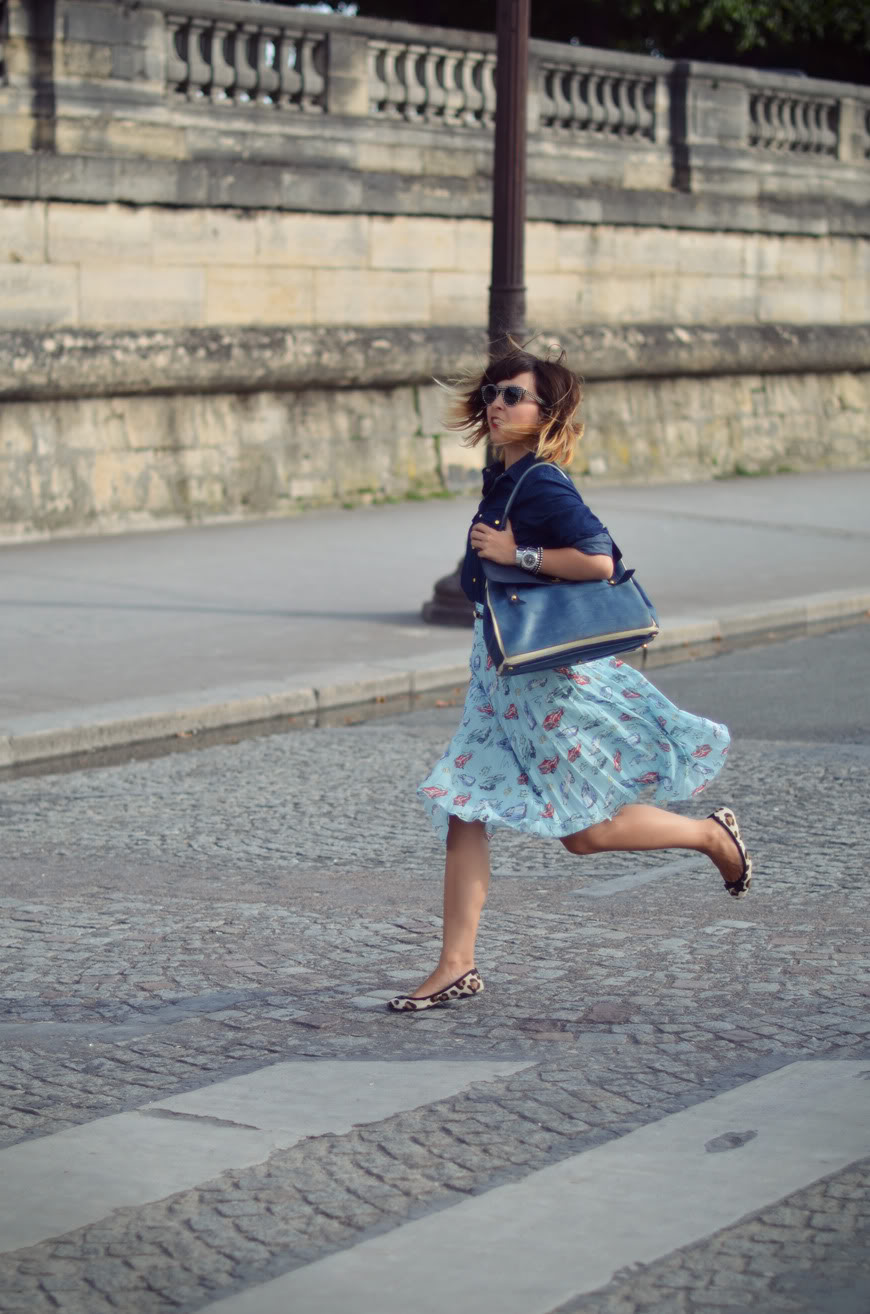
[520,549,537,569]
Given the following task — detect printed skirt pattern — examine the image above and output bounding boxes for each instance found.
[418,620,730,843]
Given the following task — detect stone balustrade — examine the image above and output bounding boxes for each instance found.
[1,0,868,208]
[144,0,870,166]
[165,9,328,111]
[367,38,497,126]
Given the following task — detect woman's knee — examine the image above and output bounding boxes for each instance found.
[447,815,487,846]
[561,828,598,856]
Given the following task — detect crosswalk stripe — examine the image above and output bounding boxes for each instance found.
[199,1060,870,1314]
[0,1058,528,1253]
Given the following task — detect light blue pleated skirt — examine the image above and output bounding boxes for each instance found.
[418,619,730,843]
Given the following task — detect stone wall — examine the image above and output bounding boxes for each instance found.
[3,325,868,538]
[4,366,867,539]
[1,200,867,331]
[0,0,868,538]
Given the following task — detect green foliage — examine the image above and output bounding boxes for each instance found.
[628,0,870,57]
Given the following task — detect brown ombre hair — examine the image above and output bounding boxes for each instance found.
[444,347,584,467]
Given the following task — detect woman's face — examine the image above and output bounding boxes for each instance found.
[485,371,541,448]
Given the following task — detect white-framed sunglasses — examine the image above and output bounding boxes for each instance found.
[481,383,544,408]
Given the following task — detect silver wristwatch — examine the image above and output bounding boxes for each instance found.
[515,546,542,573]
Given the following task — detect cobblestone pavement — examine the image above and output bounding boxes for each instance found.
[1,633,869,1313]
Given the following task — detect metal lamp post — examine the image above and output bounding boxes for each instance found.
[422,0,530,625]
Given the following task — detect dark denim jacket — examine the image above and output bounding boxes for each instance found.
[460,452,614,605]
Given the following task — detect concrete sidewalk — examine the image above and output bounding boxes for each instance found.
[2,469,869,768]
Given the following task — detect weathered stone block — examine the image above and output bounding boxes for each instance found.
[152,207,258,267]
[62,2,144,46]
[205,267,315,326]
[452,220,492,274]
[314,269,430,325]
[255,212,368,270]
[527,272,584,327]
[61,41,113,79]
[0,115,33,152]
[574,274,657,323]
[757,278,844,323]
[556,226,596,274]
[356,141,424,176]
[56,117,187,161]
[79,264,204,327]
[429,271,488,326]
[525,222,559,274]
[47,201,153,265]
[670,275,756,324]
[370,216,457,271]
[0,265,79,328]
[741,234,780,278]
[421,148,477,179]
[0,201,46,264]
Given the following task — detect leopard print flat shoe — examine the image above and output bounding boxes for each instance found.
[387,968,484,1013]
[709,807,752,898]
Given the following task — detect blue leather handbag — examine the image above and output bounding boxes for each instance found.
[481,464,659,676]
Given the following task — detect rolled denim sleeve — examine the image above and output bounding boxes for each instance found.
[572,530,613,556]
[513,469,612,556]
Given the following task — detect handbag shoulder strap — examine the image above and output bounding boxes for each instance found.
[503,461,570,521]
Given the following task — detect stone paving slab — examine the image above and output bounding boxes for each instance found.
[0,1060,528,1253]
[198,1062,870,1314]
[554,1158,870,1314]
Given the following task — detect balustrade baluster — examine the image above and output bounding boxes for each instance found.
[588,73,606,133]
[255,28,279,105]
[461,53,484,126]
[636,80,655,138]
[538,67,556,126]
[481,54,497,126]
[398,46,426,122]
[567,72,586,131]
[381,43,403,118]
[602,77,622,134]
[231,25,258,103]
[208,22,236,104]
[822,102,838,154]
[367,42,385,114]
[616,79,635,136]
[186,18,212,101]
[299,35,326,112]
[277,33,301,108]
[441,52,464,125]
[166,17,189,93]
[550,69,572,128]
[421,50,445,122]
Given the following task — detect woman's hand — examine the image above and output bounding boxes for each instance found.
[470,517,517,565]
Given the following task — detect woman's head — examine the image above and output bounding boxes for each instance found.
[447,348,584,466]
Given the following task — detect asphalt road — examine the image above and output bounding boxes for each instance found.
[384,622,870,747]
[1,627,869,1314]
[650,623,870,745]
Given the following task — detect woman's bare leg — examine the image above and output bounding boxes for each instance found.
[409,816,490,998]
[560,803,744,884]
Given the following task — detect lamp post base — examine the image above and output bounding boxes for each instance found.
[421,561,474,627]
